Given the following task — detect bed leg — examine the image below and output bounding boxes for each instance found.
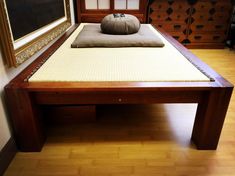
[5,87,45,152]
[191,87,233,150]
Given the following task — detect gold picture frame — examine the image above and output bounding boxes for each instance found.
[0,0,71,67]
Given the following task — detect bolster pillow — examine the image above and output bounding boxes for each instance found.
[101,14,141,35]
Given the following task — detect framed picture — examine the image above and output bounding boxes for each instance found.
[0,0,71,67]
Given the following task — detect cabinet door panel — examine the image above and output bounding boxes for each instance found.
[85,0,98,9]
[98,0,110,9]
[128,0,140,10]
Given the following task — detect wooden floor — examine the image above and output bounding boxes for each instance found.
[4,49,235,176]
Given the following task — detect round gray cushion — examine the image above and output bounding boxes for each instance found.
[101,14,140,35]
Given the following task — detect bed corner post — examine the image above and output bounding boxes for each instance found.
[5,84,45,152]
[191,86,233,150]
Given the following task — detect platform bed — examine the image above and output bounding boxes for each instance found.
[5,23,233,151]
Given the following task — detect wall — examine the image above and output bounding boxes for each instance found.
[0,0,75,150]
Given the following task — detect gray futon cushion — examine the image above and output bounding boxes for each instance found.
[101,14,140,35]
[71,24,165,48]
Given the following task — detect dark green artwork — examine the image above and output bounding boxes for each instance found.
[6,0,65,40]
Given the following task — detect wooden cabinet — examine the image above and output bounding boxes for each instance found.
[148,0,232,48]
[77,0,148,23]
[149,0,190,44]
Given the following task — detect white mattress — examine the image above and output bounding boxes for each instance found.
[29,23,210,82]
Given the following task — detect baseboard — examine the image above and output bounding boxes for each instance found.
[0,137,17,175]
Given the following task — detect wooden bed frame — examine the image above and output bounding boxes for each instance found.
[5,2,233,152]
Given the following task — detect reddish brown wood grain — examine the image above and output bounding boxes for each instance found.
[148,0,232,48]
[5,88,45,152]
[192,87,233,149]
[4,22,233,151]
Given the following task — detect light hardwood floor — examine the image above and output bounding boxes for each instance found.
[4,49,235,176]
